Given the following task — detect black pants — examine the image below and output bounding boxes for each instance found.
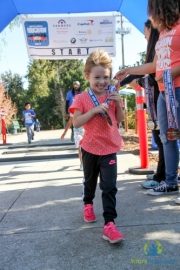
[152,129,165,182]
[82,148,118,224]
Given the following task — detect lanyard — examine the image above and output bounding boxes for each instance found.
[144,76,157,121]
[163,70,178,129]
[88,84,116,126]
[88,84,116,116]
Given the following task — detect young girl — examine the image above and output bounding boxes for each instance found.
[115,0,180,197]
[69,49,125,244]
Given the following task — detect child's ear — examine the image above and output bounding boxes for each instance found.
[84,73,89,81]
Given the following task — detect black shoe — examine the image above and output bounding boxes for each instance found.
[147,182,179,196]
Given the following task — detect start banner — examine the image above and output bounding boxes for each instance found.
[22,15,116,59]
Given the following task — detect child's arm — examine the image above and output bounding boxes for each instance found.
[108,92,124,123]
[73,104,109,128]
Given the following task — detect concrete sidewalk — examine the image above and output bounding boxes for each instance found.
[0,130,180,270]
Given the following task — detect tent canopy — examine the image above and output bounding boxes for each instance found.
[0,0,147,33]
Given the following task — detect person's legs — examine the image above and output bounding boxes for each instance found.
[60,117,73,139]
[81,148,99,222]
[99,153,118,224]
[99,153,125,243]
[30,124,34,140]
[147,91,179,195]
[25,124,32,143]
[82,148,99,204]
[158,91,179,185]
[152,129,165,181]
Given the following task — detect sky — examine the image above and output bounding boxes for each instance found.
[0,13,147,89]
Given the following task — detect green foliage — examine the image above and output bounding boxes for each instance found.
[0,71,28,120]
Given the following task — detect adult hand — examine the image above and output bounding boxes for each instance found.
[66,114,69,119]
[114,69,128,81]
[129,79,138,90]
[156,74,163,83]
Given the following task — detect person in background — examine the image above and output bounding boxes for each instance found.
[74,126,84,171]
[70,49,125,244]
[22,102,36,144]
[120,19,166,189]
[35,119,41,132]
[115,0,180,197]
[64,81,81,142]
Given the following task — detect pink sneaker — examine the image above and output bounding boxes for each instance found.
[103,222,125,244]
[83,204,97,223]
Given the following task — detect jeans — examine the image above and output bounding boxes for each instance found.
[157,89,180,186]
[25,124,34,142]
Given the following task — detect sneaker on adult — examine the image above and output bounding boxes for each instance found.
[141,180,160,189]
[175,197,180,204]
[147,182,179,196]
[146,174,155,180]
[28,141,31,144]
[83,204,96,223]
[79,163,83,171]
[103,222,125,244]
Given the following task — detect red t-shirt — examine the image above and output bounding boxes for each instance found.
[156,21,180,91]
[69,91,124,155]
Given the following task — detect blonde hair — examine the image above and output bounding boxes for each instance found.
[84,49,112,77]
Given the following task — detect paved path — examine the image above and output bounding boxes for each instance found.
[0,130,180,270]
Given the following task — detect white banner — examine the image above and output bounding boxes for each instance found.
[22,16,116,59]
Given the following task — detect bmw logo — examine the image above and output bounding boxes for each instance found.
[70,38,76,44]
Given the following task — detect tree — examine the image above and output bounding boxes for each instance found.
[0,71,27,120]
[0,83,16,124]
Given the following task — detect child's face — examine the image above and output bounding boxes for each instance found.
[25,104,31,110]
[86,66,111,95]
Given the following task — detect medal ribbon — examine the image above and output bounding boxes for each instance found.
[144,76,157,122]
[88,84,116,126]
[163,70,178,129]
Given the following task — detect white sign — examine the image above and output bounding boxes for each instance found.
[22,16,116,59]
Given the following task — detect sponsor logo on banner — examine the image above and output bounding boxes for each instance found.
[98,30,113,35]
[89,39,103,42]
[99,19,112,26]
[76,30,92,35]
[53,19,71,28]
[105,37,114,42]
[79,38,88,43]
[70,38,76,44]
[78,20,94,26]
[54,40,67,43]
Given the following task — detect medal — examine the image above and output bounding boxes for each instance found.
[154,121,160,130]
[147,121,155,130]
[164,70,179,140]
[104,112,113,126]
[167,128,180,140]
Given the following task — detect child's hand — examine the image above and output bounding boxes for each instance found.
[93,103,109,114]
[109,92,122,106]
